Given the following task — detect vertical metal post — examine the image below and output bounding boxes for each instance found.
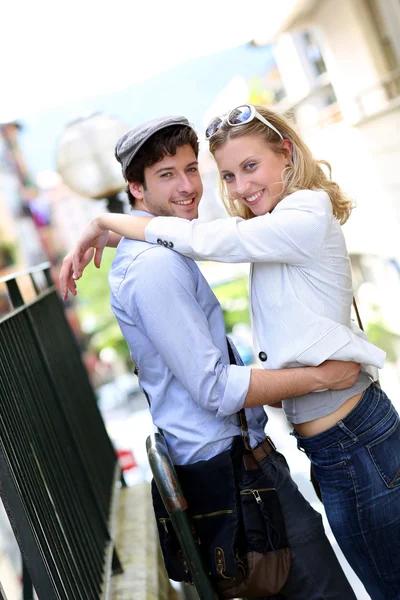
[111,549,123,576]
[29,273,40,296]
[22,558,34,600]
[106,194,125,214]
[120,470,127,488]
[5,280,24,309]
[0,580,8,600]
[0,446,57,600]
[43,266,53,289]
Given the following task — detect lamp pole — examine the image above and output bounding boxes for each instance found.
[56,112,128,213]
[104,193,124,214]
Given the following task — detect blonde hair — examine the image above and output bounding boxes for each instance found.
[209,105,354,225]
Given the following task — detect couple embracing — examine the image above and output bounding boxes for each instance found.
[61,105,400,600]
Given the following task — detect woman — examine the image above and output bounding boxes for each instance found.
[67,105,400,599]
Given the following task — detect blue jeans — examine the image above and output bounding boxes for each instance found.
[293,383,400,600]
[257,448,356,599]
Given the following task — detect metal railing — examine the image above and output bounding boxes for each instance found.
[0,263,120,599]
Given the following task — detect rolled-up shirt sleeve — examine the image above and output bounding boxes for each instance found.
[217,362,251,418]
[117,248,251,416]
[145,190,332,266]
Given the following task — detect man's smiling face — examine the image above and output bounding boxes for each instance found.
[130,144,203,219]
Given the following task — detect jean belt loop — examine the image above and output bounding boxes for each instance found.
[337,420,359,444]
[290,430,306,453]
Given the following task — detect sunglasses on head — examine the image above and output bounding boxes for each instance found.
[205,104,284,141]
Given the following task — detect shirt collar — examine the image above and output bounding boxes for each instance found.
[130,208,155,217]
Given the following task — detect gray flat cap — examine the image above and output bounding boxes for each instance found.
[115,115,193,177]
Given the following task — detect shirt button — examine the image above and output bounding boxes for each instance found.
[163,240,168,246]
[157,238,162,245]
[258,351,268,362]
[168,242,174,248]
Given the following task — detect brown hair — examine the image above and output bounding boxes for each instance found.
[125,125,199,207]
[209,105,353,224]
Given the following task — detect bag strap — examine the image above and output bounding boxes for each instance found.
[226,337,252,451]
[352,297,364,331]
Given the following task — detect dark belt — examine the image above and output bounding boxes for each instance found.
[243,436,276,470]
[253,436,276,462]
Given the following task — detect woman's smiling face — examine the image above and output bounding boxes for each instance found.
[214,134,291,216]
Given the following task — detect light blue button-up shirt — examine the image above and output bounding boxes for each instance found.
[108,210,267,465]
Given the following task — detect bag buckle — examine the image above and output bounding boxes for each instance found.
[215,547,228,578]
[265,436,276,451]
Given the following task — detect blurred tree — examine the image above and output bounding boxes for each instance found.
[366,311,400,363]
[248,64,286,106]
[248,76,275,106]
[212,277,250,333]
[74,248,130,363]
[0,240,17,269]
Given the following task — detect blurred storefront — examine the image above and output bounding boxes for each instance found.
[253,0,400,227]
[0,122,49,317]
[0,123,48,271]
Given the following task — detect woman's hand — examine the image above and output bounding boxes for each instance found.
[59,248,95,300]
[71,218,109,280]
[58,212,155,299]
[59,217,111,300]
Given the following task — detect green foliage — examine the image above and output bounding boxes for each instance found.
[212,276,250,333]
[0,240,17,268]
[248,76,275,106]
[75,248,114,313]
[75,248,130,362]
[366,320,400,363]
[75,257,250,361]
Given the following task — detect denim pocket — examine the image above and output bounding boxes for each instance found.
[367,415,400,489]
[307,446,348,471]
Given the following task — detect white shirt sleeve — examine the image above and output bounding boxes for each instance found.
[145,190,333,266]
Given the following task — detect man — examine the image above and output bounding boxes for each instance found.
[60,116,358,599]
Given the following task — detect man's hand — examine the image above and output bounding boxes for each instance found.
[71,218,109,280]
[245,360,361,408]
[59,248,95,300]
[316,360,361,390]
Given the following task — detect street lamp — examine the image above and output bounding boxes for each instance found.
[56,112,128,213]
